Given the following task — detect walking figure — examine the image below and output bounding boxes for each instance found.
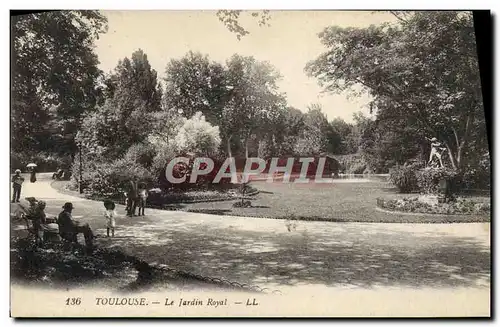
[11,169,24,203]
[30,168,37,183]
[426,137,446,168]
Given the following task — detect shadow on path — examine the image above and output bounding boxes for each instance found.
[100,220,490,289]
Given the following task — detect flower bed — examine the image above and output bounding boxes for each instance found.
[377,197,490,215]
[62,177,260,205]
[147,187,259,206]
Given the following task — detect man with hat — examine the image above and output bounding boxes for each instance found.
[11,169,24,203]
[57,202,94,247]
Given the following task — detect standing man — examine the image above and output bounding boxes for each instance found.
[11,169,24,203]
[127,177,139,217]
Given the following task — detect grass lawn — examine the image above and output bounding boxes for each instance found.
[179,178,491,223]
[51,177,490,223]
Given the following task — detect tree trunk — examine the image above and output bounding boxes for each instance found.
[444,144,458,170]
[226,135,233,158]
[245,138,249,159]
[457,142,465,168]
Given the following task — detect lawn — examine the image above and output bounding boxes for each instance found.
[51,177,490,223]
[178,178,491,223]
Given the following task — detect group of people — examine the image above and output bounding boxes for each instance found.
[12,169,152,247]
[23,199,94,247]
[21,195,131,248]
[125,178,148,217]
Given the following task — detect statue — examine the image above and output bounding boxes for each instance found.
[426,137,446,168]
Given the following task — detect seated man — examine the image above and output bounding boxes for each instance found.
[57,202,94,247]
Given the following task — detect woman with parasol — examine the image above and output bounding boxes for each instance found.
[27,163,37,183]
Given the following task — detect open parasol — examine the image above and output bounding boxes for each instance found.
[26,163,37,168]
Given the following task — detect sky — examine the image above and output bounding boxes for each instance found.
[94,10,397,123]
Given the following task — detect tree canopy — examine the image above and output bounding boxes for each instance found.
[11,11,108,155]
[306,11,486,170]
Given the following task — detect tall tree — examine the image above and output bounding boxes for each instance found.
[78,49,162,158]
[109,49,162,114]
[11,11,108,155]
[294,104,336,156]
[330,118,356,154]
[163,51,227,125]
[306,11,485,170]
[223,54,285,157]
[275,106,305,155]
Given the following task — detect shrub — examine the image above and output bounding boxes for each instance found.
[336,153,366,174]
[124,143,157,169]
[461,153,491,190]
[350,162,367,174]
[149,112,221,157]
[72,157,154,199]
[176,112,221,155]
[415,167,459,194]
[377,196,490,215]
[389,164,421,193]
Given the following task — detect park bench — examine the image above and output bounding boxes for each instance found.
[15,198,90,248]
[15,199,60,243]
[21,214,61,243]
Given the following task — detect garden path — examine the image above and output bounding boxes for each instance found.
[11,173,490,311]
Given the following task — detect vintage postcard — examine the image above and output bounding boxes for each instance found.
[10,10,491,318]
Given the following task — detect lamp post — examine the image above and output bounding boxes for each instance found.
[79,141,83,194]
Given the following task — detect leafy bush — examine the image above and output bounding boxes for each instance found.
[335,153,378,174]
[176,112,221,155]
[415,167,459,194]
[377,196,490,215]
[149,112,221,157]
[71,156,154,199]
[124,143,157,169]
[151,146,177,177]
[389,164,421,193]
[461,153,491,190]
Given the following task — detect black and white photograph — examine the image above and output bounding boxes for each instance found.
[9,9,491,317]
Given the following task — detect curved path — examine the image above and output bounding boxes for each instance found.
[11,174,490,301]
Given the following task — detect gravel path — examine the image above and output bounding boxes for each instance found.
[11,174,491,296]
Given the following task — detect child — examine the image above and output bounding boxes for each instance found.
[137,183,148,216]
[104,200,117,237]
